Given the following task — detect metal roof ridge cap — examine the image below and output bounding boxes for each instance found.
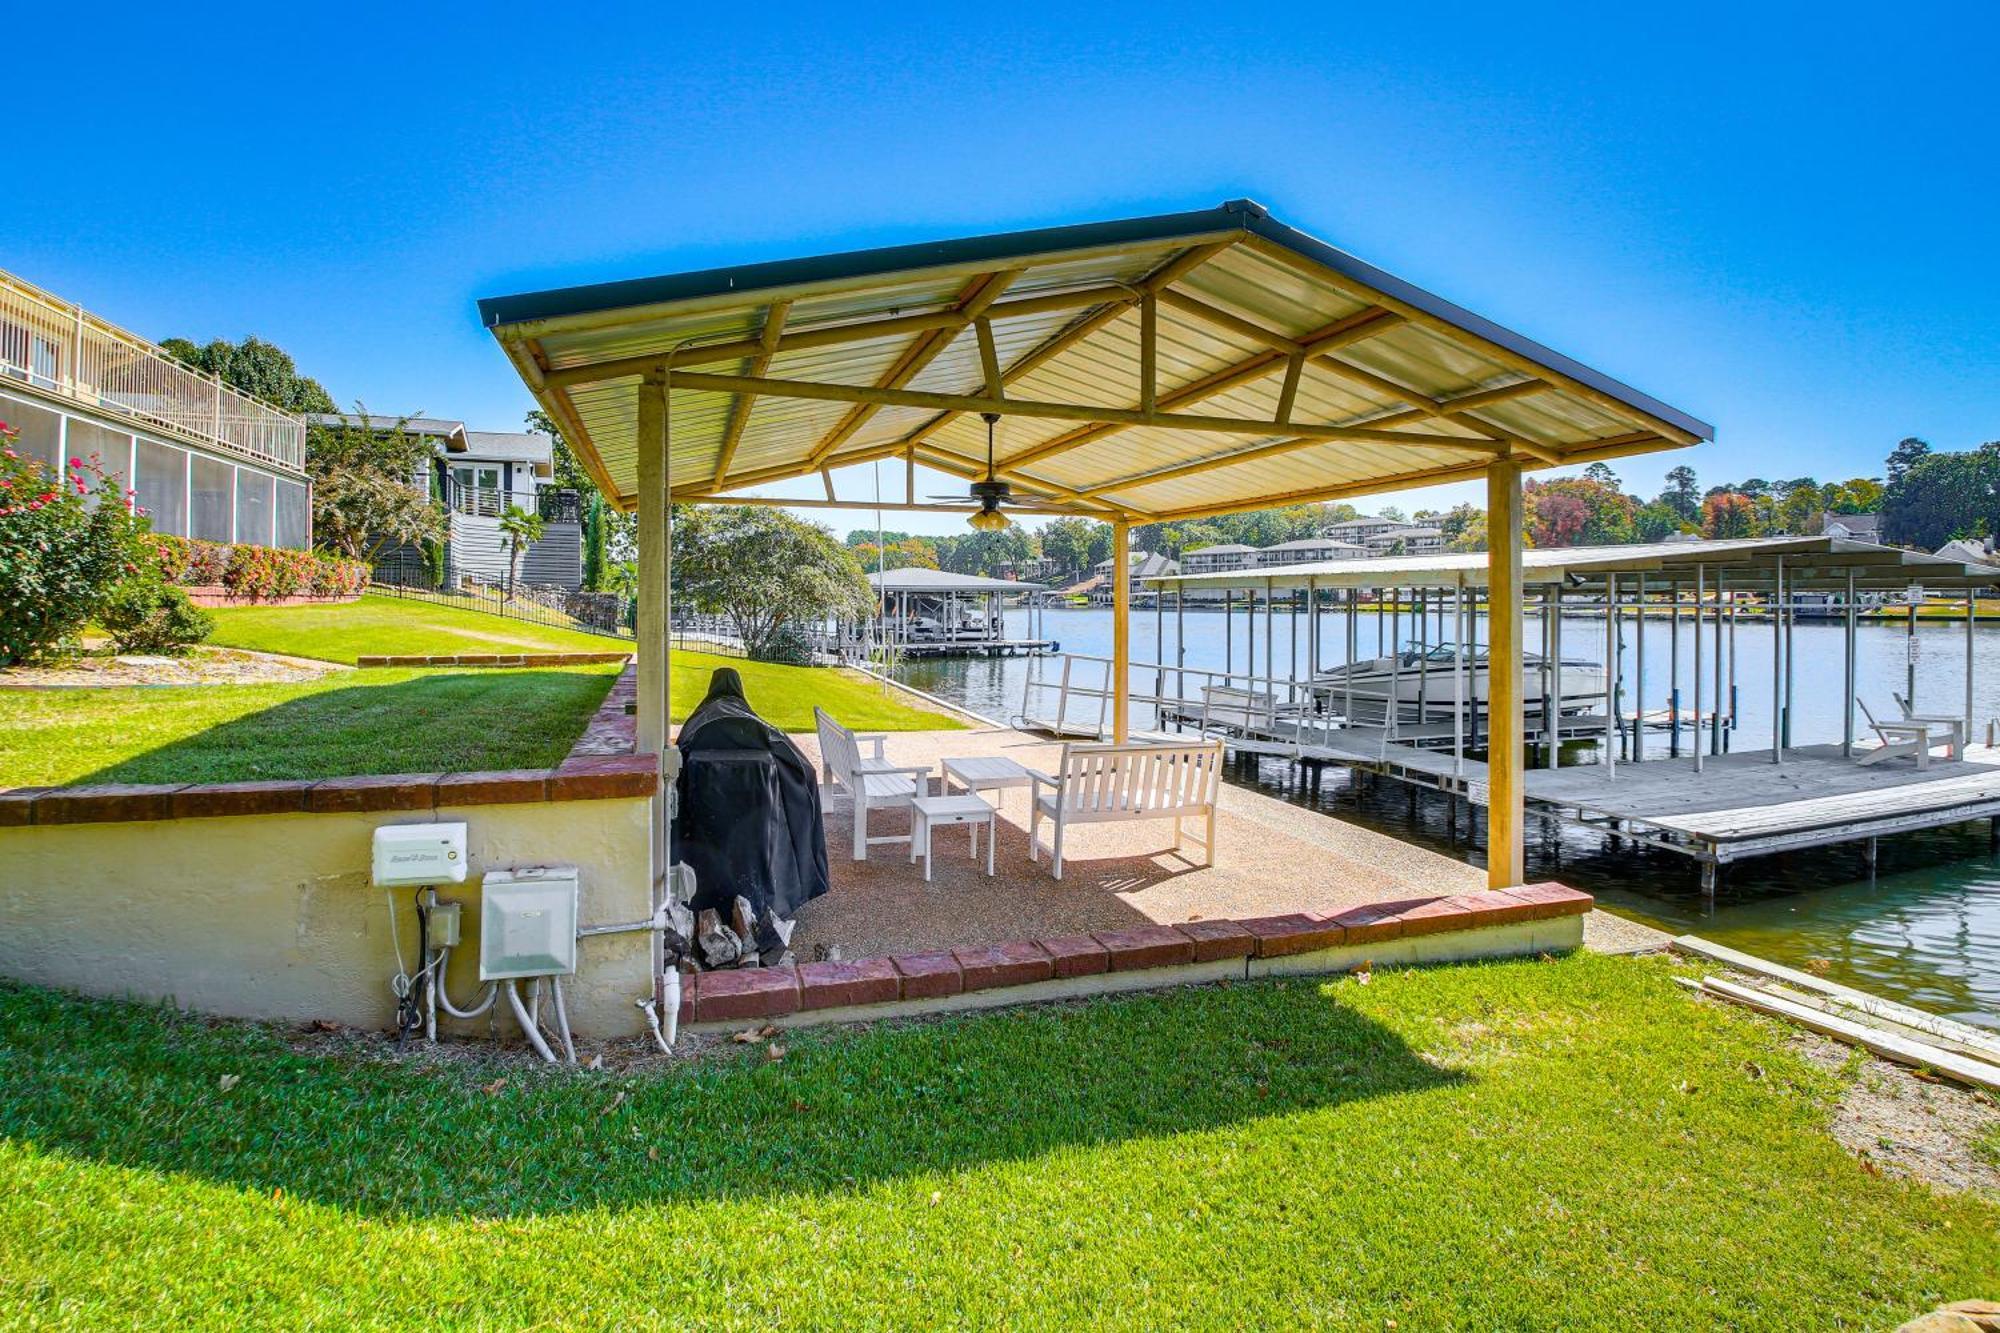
[477,203,1257,330]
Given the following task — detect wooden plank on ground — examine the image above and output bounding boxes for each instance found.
[1697,976,2000,1092]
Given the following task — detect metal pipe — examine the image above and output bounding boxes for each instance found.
[1669,578,1681,758]
[1772,557,1784,763]
[1632,573,1646,763]
[1604,572,1618,776]
[1967,585,1978,735]
[1712,571,1726,755]
[1544,586,1561,769]
[1843,569,1857,757]
[1452,575,1466,775]
[1693,563,1705,775]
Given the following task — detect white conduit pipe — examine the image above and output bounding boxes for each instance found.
[549,976,578,1064]
[430,946,499,1020]
[505,979,559,1064]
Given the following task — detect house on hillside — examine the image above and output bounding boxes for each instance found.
[1326,514,1418,546]
[1,267,311,549]
[1180,543,1258,575]
[312,413,586,590]
[1257,537,1366,567]
[1937,538,1996,568]
[1364,525,1445,556]
[1086,550,1179,604]
[1819,511,1883,544]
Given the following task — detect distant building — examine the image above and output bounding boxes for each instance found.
[1180,542,1259,575]
[1086,550,1179,604]
[312,412,584,590]
[2,266,311,549]
[1257,537,1366,567]
[1326,515,1418,546]
[1363,525,1444,556]
[1937,538,1996,567]
[1820,512,1883,543]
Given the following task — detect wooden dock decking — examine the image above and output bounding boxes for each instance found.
[1053,706,2000,886]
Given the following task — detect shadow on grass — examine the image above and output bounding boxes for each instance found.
[0,975,1462,1219]
[65,669,616,786]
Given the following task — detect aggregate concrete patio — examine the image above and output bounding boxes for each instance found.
[787,725,1659,962]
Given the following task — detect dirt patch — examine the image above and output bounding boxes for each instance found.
[1,645,344,688]
[1791,1030,2000,1198]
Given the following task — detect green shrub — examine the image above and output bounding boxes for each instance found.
[145,534,369,602]
[0,428,149,666]
[98,578,215,655]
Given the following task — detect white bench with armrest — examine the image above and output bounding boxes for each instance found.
[1026,739,1225,880]
[813,706,932,860]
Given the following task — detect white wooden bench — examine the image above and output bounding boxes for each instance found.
[814,706,932,860]
[1026,740,1224,880]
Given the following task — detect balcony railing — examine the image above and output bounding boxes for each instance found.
[0,268,306,474]
[444,479,582,523]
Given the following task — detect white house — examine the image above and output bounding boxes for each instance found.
[1257,537,1366,567]
[1,267,311,549]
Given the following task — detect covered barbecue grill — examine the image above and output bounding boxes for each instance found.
[673,668,830,925]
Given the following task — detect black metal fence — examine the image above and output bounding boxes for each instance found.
[369,570,755,659]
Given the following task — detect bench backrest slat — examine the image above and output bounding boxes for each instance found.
[814,706,862,785]
[1054,740,1222,813]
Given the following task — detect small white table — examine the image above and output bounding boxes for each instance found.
[909,793,997,882]
[940,755,1036,811]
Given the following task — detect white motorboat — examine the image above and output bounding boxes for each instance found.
[1312,643,1606,718]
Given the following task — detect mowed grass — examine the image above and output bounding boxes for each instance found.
[204,592,628,663]
[203,592,960,732]
[0,666,623,785]
[1,953,1993,1328]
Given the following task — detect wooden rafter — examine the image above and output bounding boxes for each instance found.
[540,282,1142,390]
[1159,288,1567,458]
[1001,307,1406,470]
[658,368,1504,450]
[803,269,1024,466]
[711,299,791,488]
[1084,382,1552,498]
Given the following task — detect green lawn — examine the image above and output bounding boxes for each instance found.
[0,953,1991,1327]
[0,666,623,785]
[203,592,960,733]
[206,592,635,663]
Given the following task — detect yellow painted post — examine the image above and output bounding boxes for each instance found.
[635,371,672,905]
[1112,518,1131,742]
[1486,460,1525,889]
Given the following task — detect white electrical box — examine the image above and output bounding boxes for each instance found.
[371,822,467,887]
[479,865,579,980]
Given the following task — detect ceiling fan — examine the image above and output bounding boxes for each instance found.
[929,412,1019,531]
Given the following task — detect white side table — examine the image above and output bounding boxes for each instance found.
[940,755,1035,811]
[909,793,997,882]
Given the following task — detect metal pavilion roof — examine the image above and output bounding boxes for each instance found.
[1152,536,2000,592]
[866,568,1045,594]
[479,200,1714,523]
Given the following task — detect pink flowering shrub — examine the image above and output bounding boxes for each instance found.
[146,533,368,603]
[0,427,149,665]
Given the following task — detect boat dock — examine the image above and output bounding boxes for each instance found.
[1016,536,2000,893]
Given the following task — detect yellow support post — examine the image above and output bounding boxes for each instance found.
[635,370,673,903]
[1112,518,1132,742]
[1486,460,1525,889]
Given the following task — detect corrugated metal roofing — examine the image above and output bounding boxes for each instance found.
[1154,536,2000,591]
[481,200,1713,520]
[867,568,1045,593]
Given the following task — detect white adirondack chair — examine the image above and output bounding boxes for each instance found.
[814,707,932,860]
[1026,740,1224,880]
[1856,698,1961,769]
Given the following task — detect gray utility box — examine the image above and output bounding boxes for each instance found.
[479,866,579,981]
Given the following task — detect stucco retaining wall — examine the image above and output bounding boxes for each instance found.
[0,796,655,1038]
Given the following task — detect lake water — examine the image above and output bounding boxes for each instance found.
[892,605,2000,1027]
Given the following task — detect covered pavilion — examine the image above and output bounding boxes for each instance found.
[478,198,1713,899]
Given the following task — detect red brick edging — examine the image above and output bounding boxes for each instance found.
[1,664,652,828]
[356,652,631,668]
[680,883,1595,1024]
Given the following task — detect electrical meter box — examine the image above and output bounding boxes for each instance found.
[479,865,579,980]
[371,822,467,887]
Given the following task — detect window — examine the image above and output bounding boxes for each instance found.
[191,456,234,542]
[275,478,310,550]
[0,394,61,473]
[135,437,188,537]
[235,470,274,546]
[65,419,133,502]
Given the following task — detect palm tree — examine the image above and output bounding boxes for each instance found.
[498,504,546,601]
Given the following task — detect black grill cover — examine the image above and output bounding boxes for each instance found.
[674,667,829,921]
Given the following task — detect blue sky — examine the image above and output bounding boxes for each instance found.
[8,1,1995,535]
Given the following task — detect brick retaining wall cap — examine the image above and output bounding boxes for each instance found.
[951,941,1053,991]
[890,952,964,999]
[798,958,901,1010]
[1175,919,1256,962]
[1092,925,1197,972]
[1039,934,1111,978]
[691,966,800,1023]
[1239,913,1345,958]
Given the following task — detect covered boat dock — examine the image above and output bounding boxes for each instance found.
[1147,535,2000,890]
